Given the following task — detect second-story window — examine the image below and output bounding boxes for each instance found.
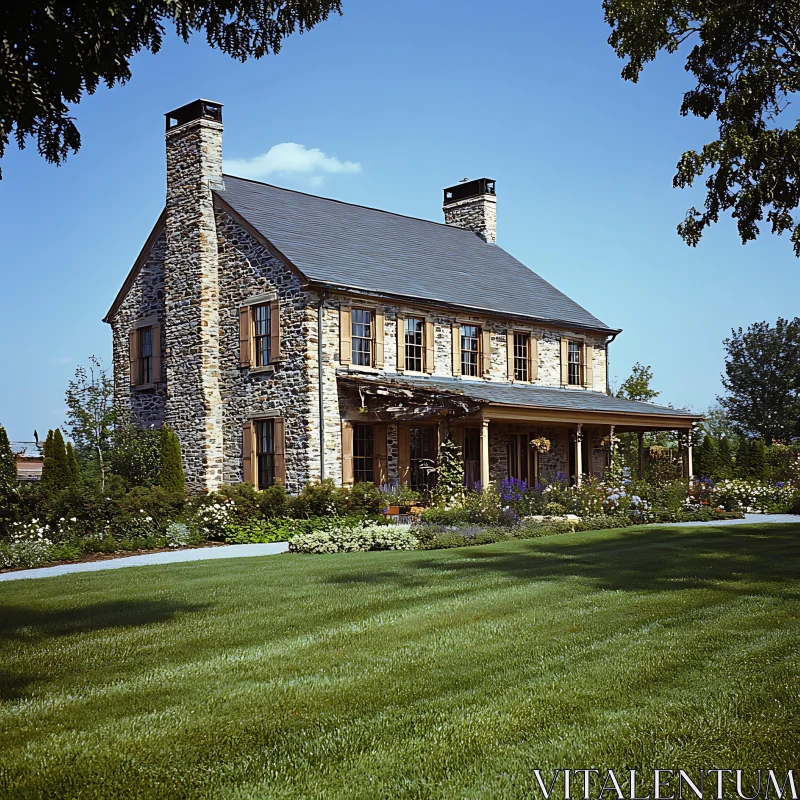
[461,325,479,377]
[513,333,529,381]
[253,304,271,367]
[404,318,424,372]
[139,327,153,385]
[352,309,373,366]
[568,341,583,385]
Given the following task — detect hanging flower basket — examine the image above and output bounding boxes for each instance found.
[599,435,620,450]
[530,437,551,453]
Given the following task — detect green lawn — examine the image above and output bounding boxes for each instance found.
[1,523,798,799]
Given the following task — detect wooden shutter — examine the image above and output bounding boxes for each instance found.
[451,323,461,376]
[129,328,140,386]
[560,338,569,385]
[269,299,282,362]
[151,323,162,383]
[530,336,539,381]
[584,344,594,388]
[374,309,385,368]
[341,421,354,485]
[239,306,252,367]
[242,421,254,485]
[398,425,410,485]
[339,304,351,365]
[481,329,492,377]
[274,418,286,486]
[424,320,435,374]
[506,331,515,380]
[373,423,388,486]
[396,314,405,372]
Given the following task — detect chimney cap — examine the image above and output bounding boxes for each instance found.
[165,99,223,131]
[443,177,496,205]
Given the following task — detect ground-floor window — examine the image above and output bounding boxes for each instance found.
[353,424,374,484]
[256,420,276,489]
[410,426,437,491]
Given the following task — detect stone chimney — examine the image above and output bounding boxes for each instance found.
[443,178,497,243]
[163,99,225,492]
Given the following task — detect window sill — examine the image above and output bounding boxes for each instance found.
[249,365,275,375]
[346,364,382,375]
[131,382,159,392]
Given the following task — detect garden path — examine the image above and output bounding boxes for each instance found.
[0,542,289,583]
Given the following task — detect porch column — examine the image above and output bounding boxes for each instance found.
[479,418,490,489]
[685,429,694,480]
[637,431,645,479]
[575,423,583,487]
[607,424,615,473]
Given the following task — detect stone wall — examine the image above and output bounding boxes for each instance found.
[215,210,314,493]
[110,231,167,429]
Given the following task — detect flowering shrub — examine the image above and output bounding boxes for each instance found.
[0,520,56,568]
[289,523,419,554]
[714,479,796,513]
[194,497,236,539]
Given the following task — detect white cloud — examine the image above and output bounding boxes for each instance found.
[224,143,361,185]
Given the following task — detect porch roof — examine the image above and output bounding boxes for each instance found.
[338,373,701,427]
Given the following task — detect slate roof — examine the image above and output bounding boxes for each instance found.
[215,175,615,332]
[339,373,700,419]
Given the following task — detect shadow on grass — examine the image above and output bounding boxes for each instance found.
[0,599,207,641]
[334,525,800,597]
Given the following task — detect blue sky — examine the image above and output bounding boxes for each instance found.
[2,0,798,442]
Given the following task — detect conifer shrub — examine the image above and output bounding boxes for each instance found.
[41,429,72,492]
[159,426,186,496]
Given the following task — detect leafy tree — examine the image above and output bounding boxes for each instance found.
[717,436,734,479]
[719,318,800,443]
[41,429,72,492]
[434,435,465,506]
[0,1,342,177]
[616,362,660,402]
[704,404,737,442]
[65,356,116,489]
[109,425,162,488]
[159,426,186,496]
[604,1,800,255]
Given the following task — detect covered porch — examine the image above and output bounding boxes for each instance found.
[337,374,702,489]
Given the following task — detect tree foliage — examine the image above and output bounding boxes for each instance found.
[0,424,17,498]
[616,362,660,403]
[109,425,162,488]
[695,433,719,479]
[0,1,342,177]
[159,426,186,496]
[41,429,74,492]
[65,356,116,489]
[604,1,800,254]
[719,317,800,443]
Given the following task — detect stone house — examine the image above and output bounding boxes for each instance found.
[104,99,700,494]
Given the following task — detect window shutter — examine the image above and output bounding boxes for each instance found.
[274,418,286,486]
[269,299,282,362]
[339,304,351,365]
[506,331,515,381]
[424,320,435,374]
[373,423,388,486]
[242,421,254,485]
[374,309,385,368]
[481,330,492,377]
[341,421,354,485]
[129,329,140,386]
[530,336,539,381]
[398,425,410,485]
[396,314,405,373]
[151,323,162,383]
[451,323,461,376]
[584,344,594,388]
[560,338,569,385]
[239,306,252,368]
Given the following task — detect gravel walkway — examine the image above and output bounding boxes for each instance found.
[1,514,796,584]
[0,542,289,583]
